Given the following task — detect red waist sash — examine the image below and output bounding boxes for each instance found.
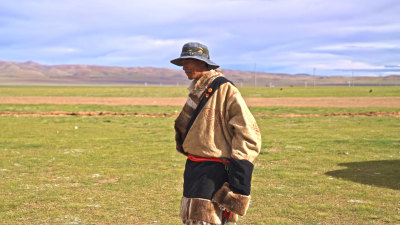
[188,155,230,164]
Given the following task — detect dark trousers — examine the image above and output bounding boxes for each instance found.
[183,159,228,200]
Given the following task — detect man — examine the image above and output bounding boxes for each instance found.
[171,42,261,224]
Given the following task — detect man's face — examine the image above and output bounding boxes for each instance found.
[182,59,208,80]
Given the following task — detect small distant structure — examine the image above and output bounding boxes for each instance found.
[267,82,274,88]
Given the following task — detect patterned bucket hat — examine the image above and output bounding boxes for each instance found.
[170,42,219,69]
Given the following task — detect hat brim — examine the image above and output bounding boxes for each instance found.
[170,55,219,69]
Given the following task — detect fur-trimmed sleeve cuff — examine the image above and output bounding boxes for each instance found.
[213,182,251,216]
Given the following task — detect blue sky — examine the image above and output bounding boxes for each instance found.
[0,0,399,76]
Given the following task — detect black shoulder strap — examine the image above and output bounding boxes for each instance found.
[184,76,234,140]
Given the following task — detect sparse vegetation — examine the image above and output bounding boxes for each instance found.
[1,86,400,97]
[0,86,399,224]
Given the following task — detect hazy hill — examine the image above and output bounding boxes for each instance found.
[0,60,399,86]
[0,60,187,85]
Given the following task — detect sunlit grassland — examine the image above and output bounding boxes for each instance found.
[1,104,399,115]
[1,86,400,97]
[0,85,399,224]
[253,116,399,224]
[0,116,180,224]
[0,104,182,115]
[0,86,187,98]
[1,109,399,224]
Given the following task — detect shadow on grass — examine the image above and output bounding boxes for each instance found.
[325,160,400,190]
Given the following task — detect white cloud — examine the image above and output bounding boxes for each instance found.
[313,60,382,70]
[0,0,399,76]
[314,42,400,51]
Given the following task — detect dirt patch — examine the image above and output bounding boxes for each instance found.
[94,178,120,186]
[0,96,187,106]
[263,147,283,153]
[0,111,179,117]
[254,111,400,117]
[244,97,400,108]
[1,111,399,117]
[0,96,399,107]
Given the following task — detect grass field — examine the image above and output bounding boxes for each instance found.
[1,104,400,115]
[0,86,399,224]
[1,86,400,97]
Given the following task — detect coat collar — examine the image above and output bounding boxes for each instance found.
[188,70,222,96]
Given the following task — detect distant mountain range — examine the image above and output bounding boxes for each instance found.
[0,60,399,86]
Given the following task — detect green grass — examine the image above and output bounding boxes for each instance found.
[252,116,400,224]
[1,104,399,115]
[0,116,181,224]
[1,86,399,97]
[1,107,399,224]
[238,86,400,98]
[0,104,182,114]
[248,106,400,114]
[0,86,187,97]
[1,86,399,224]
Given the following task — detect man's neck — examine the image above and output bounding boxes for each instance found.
[194,70,212,80]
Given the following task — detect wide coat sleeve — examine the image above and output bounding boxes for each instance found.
[213,84,261,216]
